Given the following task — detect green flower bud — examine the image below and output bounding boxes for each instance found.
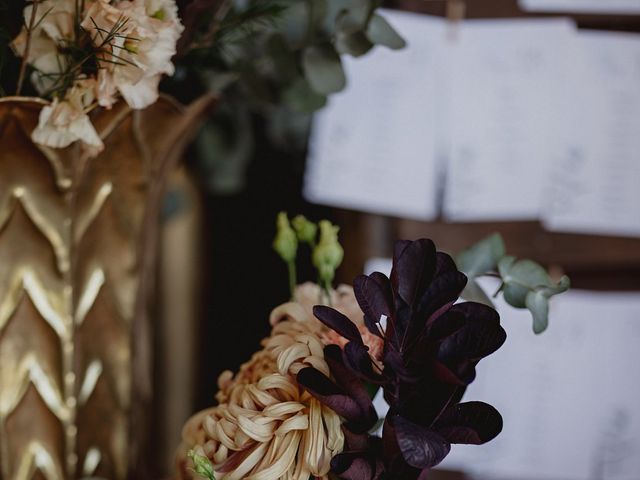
[292,215,318,245]
[187,450,216,480]
[273,212,298,263]
[313,220,344,285]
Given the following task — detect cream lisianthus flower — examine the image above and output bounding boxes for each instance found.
[82,0,184,109]
[31,79,104,154]
[11,0,76,94]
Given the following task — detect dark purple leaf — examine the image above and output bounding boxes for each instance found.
[439,303,507,363]
[364,314,384,338]
[297,366,376,433]
[383,348,415,383]
[331,452,384,480]
[435,401,503,445]
[425,309,466,342]
[343,342,385,384]
[391,239,436,308]
[313,305,363,344]
[392,240,412,265]
[416,270,467,325]
[405,270,467,352]
[394,415,451,469]
[324,344,379,430]
[354,273,394,326]
[434,251,459,276]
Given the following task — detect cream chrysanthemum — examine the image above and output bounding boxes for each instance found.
[180,331,343,480]
[179,283,388,479]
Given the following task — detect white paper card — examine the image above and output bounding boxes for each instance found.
[520,0,640,15]
[442,19,576,221]
[543,31,640,237]
[304,11,446,220]
[440,282,640,479]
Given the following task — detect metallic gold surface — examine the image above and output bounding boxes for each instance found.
[0,95,213,479]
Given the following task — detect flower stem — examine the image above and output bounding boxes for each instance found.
[16,0,40,96]
[288,260,297,301]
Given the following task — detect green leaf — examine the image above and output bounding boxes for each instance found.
[282,77,327,112]
[335,29,373,57]
[460,278,495,307]
[366,13,406,50]
[302,43,346,94]
[498,256,553,307]
[498,256,570,333]
[457,233,506,278]
[525,290,549,334]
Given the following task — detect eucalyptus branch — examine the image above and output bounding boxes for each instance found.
[16,0,40,96]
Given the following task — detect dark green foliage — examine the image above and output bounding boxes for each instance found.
[171,0,406,194]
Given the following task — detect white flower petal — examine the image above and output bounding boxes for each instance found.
[117,74,162,109]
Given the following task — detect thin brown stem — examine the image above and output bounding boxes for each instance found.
[16,0,40,96]
[182,0,232,54]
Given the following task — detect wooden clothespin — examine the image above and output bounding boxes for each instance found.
[446,0,466,42]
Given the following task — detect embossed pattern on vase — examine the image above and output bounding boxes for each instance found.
[0,96,212,479]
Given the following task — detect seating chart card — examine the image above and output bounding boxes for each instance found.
[304,12,446,220]
[440,281,640,480]
[520,0,640,15]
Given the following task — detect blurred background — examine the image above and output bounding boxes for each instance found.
[155,0,640,478]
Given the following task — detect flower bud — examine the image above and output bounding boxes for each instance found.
[313,220,344,285]
[273,212,298,263]
[188,449,216,480]
[292,215,318,244]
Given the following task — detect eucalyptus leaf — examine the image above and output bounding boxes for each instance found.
[498,256,552,307]
[498,256,553,288]
[335,29,373,57]
[460,278,494,307]
[279,1,310,47]
[335,3,370,34]
[366,13,406,50]
[498,256,570,333]
[302,43,346,94]
[457,233,506,278]
[266,33,298,82]
[282,77,327,112]
[525,290,550,334]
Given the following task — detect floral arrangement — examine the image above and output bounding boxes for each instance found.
[7,0,185,153]
[1,0,405,165]
[177,214,570,479]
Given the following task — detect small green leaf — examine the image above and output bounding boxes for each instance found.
[457,233,506,278]
[498,256,570,333]
[498,257,553,288]
[282,77,327,113]
[302,43,346,94]
[498,256,553,307]
[366,14,406,50]
[525,290,549,334]
[460,278,495,307]
[335,29,373,57]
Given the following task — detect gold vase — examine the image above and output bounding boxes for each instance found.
[0,94,213,479]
